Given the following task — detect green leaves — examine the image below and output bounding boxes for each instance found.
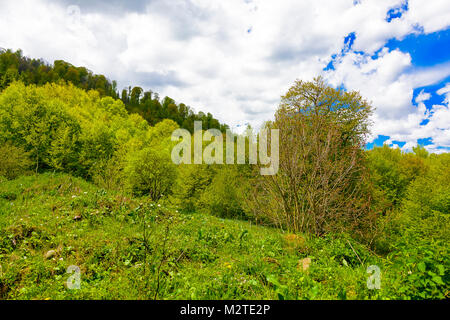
[266,274,289,300]
[417,262,426,273]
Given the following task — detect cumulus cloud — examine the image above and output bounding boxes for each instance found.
[0,0,449,145]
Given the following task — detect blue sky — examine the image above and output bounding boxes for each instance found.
[0,0,449,153]
[358,27,450,151]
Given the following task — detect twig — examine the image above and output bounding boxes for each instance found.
[154,224,170,300]
[347,239,363,265]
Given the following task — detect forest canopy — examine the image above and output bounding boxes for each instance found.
[0,48,228,133]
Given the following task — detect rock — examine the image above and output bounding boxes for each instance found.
[299,257,311,271]
[73,215,82,221]
[44,250,56,259]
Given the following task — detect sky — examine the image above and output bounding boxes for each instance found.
[0,0,449,153]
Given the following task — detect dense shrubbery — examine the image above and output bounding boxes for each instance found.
[366,145,428,210]
[198,166,249,219]
[366,148,449,299]
[0,82,178,201]
[0,142,32,179]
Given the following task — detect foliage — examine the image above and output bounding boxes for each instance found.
[367,145,428,209]
[170,164,216,213]
[124,145,176,201]
[0,142,32,179]
[198,166,249,219]
[0,49,228,133]
[403,152,449,219]
[247,77,375,238]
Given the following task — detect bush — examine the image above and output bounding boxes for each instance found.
[367,145,428,209]
[374,152,449,299]
[247,77,375,238]
[124,146,177,201]
[170,164,215,213]
[198,166,248,219]
[0,142,32,179]
[403,152,450,220]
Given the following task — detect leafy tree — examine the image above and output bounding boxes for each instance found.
[198,166,249,219]
[0,48,229,133]
[247,77,375,239]
[170,164,215,212]
[367,145,428,209]
[124,145,176,201]
[0,142,32,179]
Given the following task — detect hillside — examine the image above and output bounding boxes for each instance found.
[0,49,228,133]
[0,173,447,300]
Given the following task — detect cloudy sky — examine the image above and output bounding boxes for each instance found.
[1,0,449,152]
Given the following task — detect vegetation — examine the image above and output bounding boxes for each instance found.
[0,173,447,300]
[0,52,448,300]
[0,49,228,133]
[246,78,375,240]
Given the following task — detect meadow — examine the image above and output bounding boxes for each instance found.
[0,171,447,300]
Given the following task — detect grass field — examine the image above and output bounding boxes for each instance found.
[1,173,446,300]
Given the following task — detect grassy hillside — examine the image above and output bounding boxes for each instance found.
[1,173,446,300]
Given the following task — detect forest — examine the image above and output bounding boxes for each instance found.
[0,49,228,133]
[0,50,448,300]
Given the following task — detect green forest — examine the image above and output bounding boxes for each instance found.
[0,49,448,300]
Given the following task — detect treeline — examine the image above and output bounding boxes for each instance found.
[0,48,228,133]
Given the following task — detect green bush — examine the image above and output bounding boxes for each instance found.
[124,145,176,200]
[170,164,215,213]
[198,166,248,219]
[403,152,450,219]
[367,145,428,209]
[0,142,32,179]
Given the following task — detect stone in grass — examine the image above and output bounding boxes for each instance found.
[44,250,57,259]
[298,257,311,272]
[73,215,82,221]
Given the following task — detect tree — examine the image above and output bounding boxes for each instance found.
[0,142,32,179]
[124,145,177,201]
[247,77,375,239]
[130,86,143,106]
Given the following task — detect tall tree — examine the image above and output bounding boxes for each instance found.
[247,77,376,240]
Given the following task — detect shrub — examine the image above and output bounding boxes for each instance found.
[198,166,248,219]
[367,145,428,209]
[403,152,450,220]
[247,77,375,238]
[124,146,177,201]
[0,142,32,179]
[170,164,215,213]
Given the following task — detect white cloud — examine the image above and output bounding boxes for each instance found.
[415,90,431,104]
[0,0,449,146]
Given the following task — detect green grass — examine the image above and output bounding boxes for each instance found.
[0,173,447,300]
